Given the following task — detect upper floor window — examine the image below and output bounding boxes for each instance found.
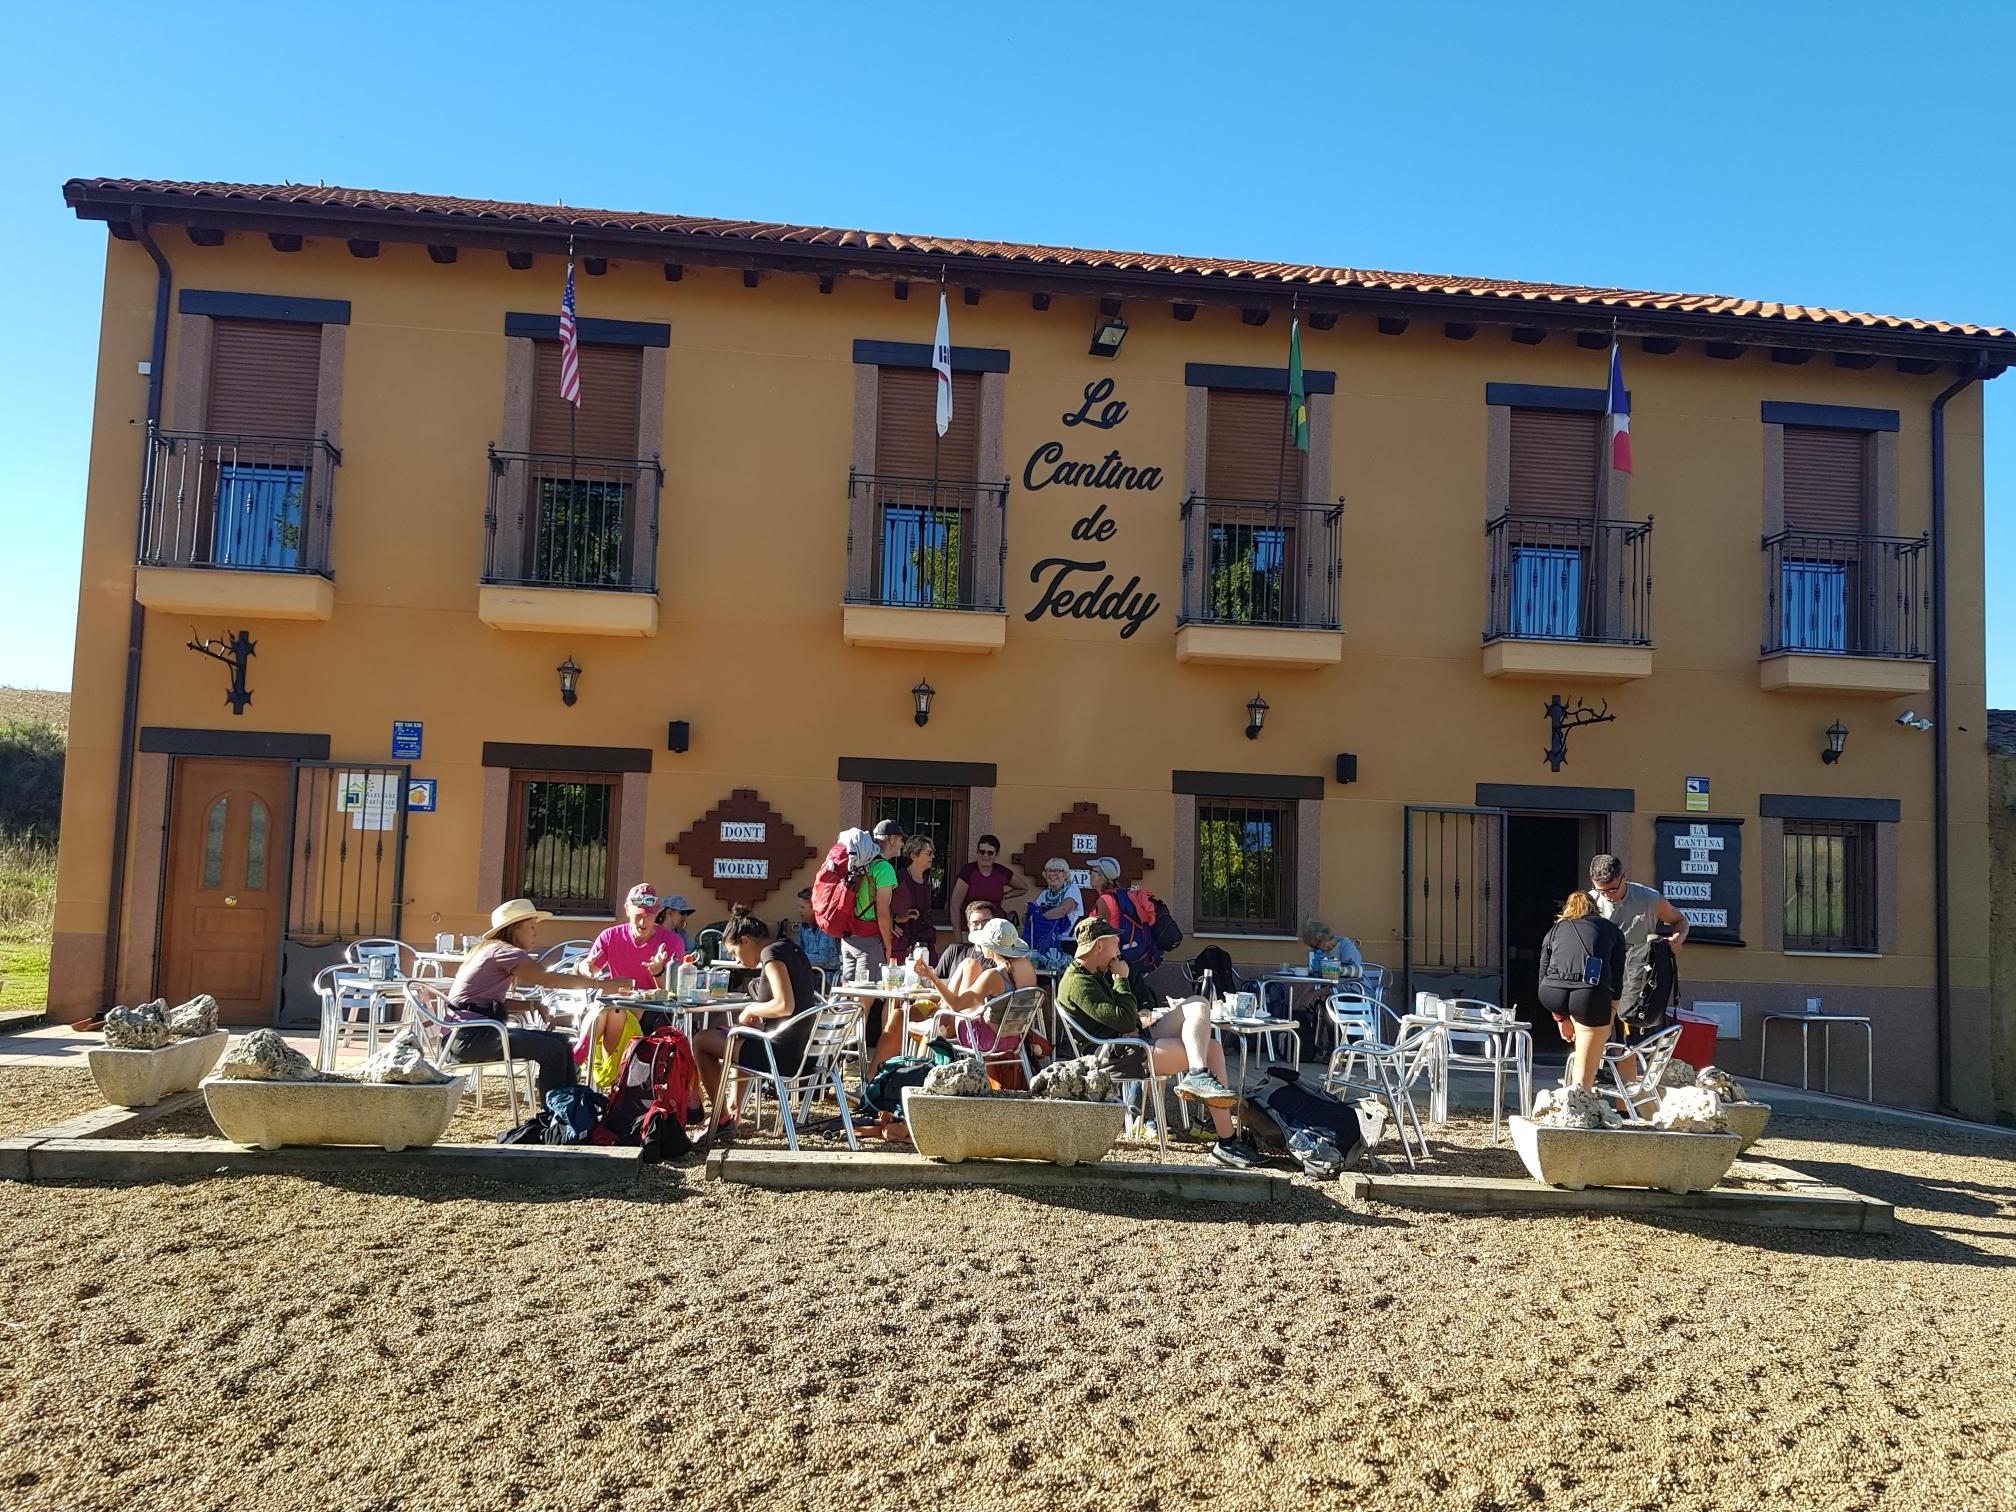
[1782,425,1871,537]
[1205,388,1303,502]
[875,365,980,481]
[209,318,321,438]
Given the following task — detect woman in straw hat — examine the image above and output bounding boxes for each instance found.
[443,898,609,1096]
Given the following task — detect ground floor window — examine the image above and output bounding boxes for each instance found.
[1194,798,1296,935]
[508,770,619,915]
[862,783,966,926]
[1783,819,1877,952]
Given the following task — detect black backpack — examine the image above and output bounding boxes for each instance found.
[1146,895,1184,955]
[1243,1068,1370,1179]
[542,1085,607,1146]
[1623,937,1680,1028]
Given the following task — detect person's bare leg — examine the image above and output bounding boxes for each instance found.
[1570,1019,1610,1090]
[1149,1037,1233,1139]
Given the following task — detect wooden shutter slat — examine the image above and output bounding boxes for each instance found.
[530,342,641,457]
[208,319,321,436]
[874,367,980,478]
[1783,427,1869,536]
[1206,390,1304,500]
[1508,408,1599,518]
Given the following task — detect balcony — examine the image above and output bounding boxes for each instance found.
[1175,498,1345,669]
[842,472,1008,654]
[1758,530,1931,696]
[133,428,339,621]
[479,449,663,637]
[1481,514,1654,682]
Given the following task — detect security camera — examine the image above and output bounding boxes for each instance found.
[1898,710,1917,725]
[1896,711,1933,732]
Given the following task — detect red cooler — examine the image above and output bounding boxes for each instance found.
[1671,1007,1718,1071]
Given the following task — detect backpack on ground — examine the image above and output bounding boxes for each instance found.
[543,1084,609,1146]
[600,1028,702,1156]
[859,1036,961,1117]
[811,833,878,939]
[1242,1067,1372,1179]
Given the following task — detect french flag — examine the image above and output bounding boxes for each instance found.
[1607,340,1632,474]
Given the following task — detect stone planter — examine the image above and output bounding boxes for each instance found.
[902,1091,1125,1167]
[1720,1102,1772,1154]
[1509,1114,1741,1194]
[202,1074,467,1152]
[86,1031,230,1108]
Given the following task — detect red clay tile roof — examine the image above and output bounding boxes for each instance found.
[63,177,2012,345]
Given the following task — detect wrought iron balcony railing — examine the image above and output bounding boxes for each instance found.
[484,448,663,592]
[845,472,1008,612]
[139,427,340,575]
[1761,529,1930,660]
[1484,514,1653,646]
[1178,497,1343,630]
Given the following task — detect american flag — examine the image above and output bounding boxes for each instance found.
[558,260,582,408]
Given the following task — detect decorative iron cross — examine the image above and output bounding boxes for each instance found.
[1543,694,1613,772]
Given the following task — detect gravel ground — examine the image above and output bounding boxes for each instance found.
[0,1065,103,1138]
[1,1101,2012,1512]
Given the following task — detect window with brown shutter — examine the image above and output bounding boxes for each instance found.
[530,341,642,458]
[1783,426,1870,537]
[209,319,321,436]
[1508,408,1599,519]
[1205,389,1303,501]
[875,366,980,479]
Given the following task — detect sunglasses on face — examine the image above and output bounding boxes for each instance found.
[978,848,997,858]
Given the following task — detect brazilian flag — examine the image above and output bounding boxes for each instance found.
[1287,316,1309,453]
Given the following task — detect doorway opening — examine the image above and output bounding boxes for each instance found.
[1504,812,1608,1048]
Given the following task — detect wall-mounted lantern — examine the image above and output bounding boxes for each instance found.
[1822,720,1849,765]
[1245,693,1269,741]
[912,678,936,728]
[1089,313,1128,358]
[557,657,581,707]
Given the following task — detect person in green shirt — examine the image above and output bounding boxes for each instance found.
[839,819,905,988]
[1055,917,1259,1170]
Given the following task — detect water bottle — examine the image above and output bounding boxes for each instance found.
[676,962,698,1002]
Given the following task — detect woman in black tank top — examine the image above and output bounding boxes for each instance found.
[1537,891,1626,1090]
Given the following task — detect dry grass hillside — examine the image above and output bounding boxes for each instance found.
[0,688,67,730]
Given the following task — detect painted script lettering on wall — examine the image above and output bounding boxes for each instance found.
[1023,379,1164,639]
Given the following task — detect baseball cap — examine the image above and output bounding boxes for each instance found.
[1088,856,1122,881]
[625,882,659,908]
[1072,916,1119,956]
[661,894,694,913]
[872,819,906,840]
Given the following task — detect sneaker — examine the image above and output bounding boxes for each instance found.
[1176,1069,1239,1108]
[1211,1134,1261,1170]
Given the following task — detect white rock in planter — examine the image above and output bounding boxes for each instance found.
[166,995,219,1038]
[1510,1114,1741,1194]
[920,1058,989,1097]
[102,1000,172,1050]
[202,1074,464,1152]
[1651,1085,1728,1133]
[1657,1058,1700,1090]
[1531,1085,1623,1130]
[902,1089,1125,1166]
[1029,1055,1122,1104]
[1694,1066,1749,1102]
[217,1028,331,1083]
[360,1035,452,1085]
[85,1030,230,1108]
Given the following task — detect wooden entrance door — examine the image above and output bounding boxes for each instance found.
[160,758,291,1025]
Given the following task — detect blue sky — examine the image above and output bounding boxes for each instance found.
[1,0,2009,699]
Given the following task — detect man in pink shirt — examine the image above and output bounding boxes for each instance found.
[585,883,688,990]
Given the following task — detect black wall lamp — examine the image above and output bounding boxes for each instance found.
[1822,720,1849,764]
[667,720,690,753]
[1245,693,1269,740]
[557,656,581,707]
[912,678,936,727]
[1089,313,1128,357]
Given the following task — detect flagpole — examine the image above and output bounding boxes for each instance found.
[1275,295,1296,511]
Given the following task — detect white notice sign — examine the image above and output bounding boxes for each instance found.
[1663,881,1713,901]
[1681,907,1729,928]
[1071,833,1099,854]
[719,821,766,843]
[713,858,768,880]
[339,772,398,831]
[1672,835,1725,851]
[1681,860,1719,876]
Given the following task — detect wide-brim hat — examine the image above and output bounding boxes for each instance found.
[970,918,1032,959]
[481,897,552,942]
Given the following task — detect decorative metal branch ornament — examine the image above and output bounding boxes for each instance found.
[1542,693,1613,771]
[187,628,255,715]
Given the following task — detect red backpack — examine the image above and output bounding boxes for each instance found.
[811,838,878,938]
[1096,887,1164,970]
[600,1028,701,1162]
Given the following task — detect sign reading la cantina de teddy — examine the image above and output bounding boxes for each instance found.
[1022,377,1163,639]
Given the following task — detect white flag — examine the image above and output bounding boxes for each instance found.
[932,290,953,438]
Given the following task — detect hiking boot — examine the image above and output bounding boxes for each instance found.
[1210,1133,1261,1170]
[1176,1069,1239,1108]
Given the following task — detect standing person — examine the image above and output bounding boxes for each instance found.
[782,887,842,977]
[839,820,903,987]
[1054,918,1259,1170]
[891,835,939,963]
[1086,856,1162,979]
[1022,858,1084,959]
[690,905,819,1134]
[948,834,1024,923]
[1538,891,1627,1090]
[443,899,614,1096]
[1587,853,1688,1034]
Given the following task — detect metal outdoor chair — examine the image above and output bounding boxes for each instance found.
[934,985,1047,1084]
[1322,991,1389,1087]
[1052,1009,1172,1158]
[403,978,535,1126]
[345,938,419,978]
[715,998,864,1151]
[1599,1023,1686,1120]
[312,962,402,1072]
[1324,1015,1439,1168]
[1418,994,1534,1141]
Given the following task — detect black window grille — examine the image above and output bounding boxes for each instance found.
[509,772,618,916]
[1195,799,1296,935]
[1783,819,1877,953]
[863,784,967,926]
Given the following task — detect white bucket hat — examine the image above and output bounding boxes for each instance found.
[969,917,1033,959]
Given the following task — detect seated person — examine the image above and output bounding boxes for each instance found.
[690,905,819,1133]
[445,899,628,1096]
[932,898,998,980]
[1054,917,1260,1170]
[921,918,1040,1055]
[1298,917,1365,978]
[1021,857,1084,958]
[781,886,842,976]
[872,898,999,1065]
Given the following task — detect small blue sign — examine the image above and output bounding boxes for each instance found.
[406,778,438,813]
[391,721,423,760]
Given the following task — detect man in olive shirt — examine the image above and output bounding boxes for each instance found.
[1055,918,1260,1170]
